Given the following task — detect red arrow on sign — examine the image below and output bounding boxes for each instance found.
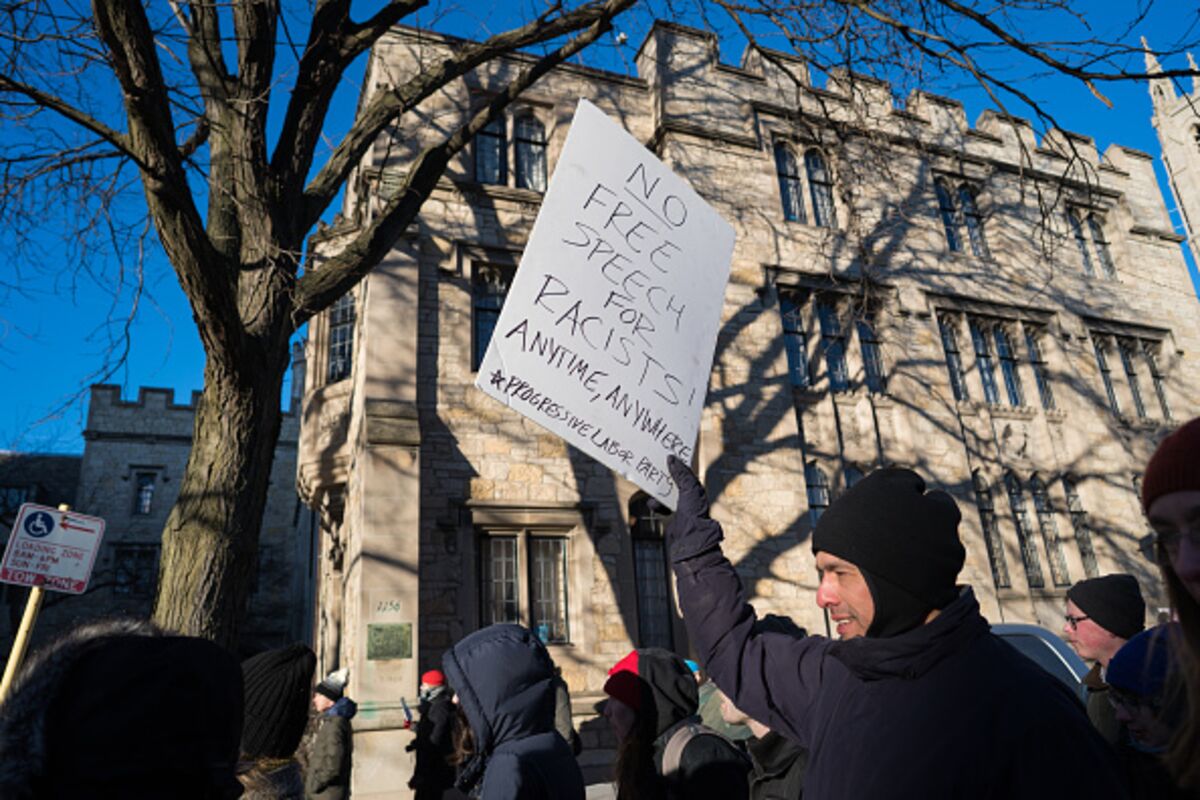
[59,516,95,534]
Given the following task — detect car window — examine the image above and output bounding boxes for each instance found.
[999,633,1078,689]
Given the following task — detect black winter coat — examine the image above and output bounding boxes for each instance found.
[667,496,1129,800]
[443,624,583,800]
[305,698,356,800]
[747,732,806,800]
[410,689,456,800]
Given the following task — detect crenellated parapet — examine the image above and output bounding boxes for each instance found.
[84,384,298,444]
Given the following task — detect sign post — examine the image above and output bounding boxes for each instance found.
[0,503,106,702]
[475,99,735,508]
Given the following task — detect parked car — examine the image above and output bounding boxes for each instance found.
[992,623,1088,704]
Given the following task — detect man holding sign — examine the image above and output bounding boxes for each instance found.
[663,457,1129,799]
[475,99,734,509]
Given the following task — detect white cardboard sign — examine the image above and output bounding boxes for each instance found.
[0,503,106,594]
[475,99,735,508]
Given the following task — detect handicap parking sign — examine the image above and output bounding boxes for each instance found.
[22,511,55,539]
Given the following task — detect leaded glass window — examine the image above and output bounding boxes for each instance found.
[805,149,837,228]
[530,537,569,644]
[958,185,990,258]
[780,295,811,388]
[475,118,507,185]
[774,143,805,223]
[806,463,830,528]
[1063,477,1099,578]
[939,315,970,402]
[514,115,547,192]
[935,179,961,252]
[816,300,849,392]
[1026,327,1055,411]
[973,472,1011,589]
[1031,476,1070,586]
[857,319,886,394]
[327,292,355,383]
[970,320,1000,405]
[1005,473,1045,589]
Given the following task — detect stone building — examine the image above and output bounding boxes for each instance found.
[1146,43,1200,278]
[0,380,314,656]
[298,21,1199,795]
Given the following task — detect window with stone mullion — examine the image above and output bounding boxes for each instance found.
[1004,473,1045,589]
[475,118,507,185]
[514,116,547,192]
[938,314,970,402]
[1142,340,1172,420]
[1086,215,1117,279]
[1092,336,1121,414]
[774,143,806,223]
[993,324,1025,407]
[1063,477,1099,579]
[1031,477,1070,586]
[1025,327,1056,411]
[957,185,990,258]
[805,149,837,228]
[805,462,830,529]
[1118,338,1147,419]
[816,300,849,393]
[973,472,1011,589]
[935,178,962,252]
[779,295,811,389]
[1068,211,1095,277]
[969,319,1001,405]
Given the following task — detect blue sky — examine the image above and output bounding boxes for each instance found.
[1,1,1198,454]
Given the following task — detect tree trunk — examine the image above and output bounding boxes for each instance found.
[152,343,288,649]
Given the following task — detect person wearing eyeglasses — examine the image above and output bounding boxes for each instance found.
[1141,416,1200,793]
[1105,624,1188,799]
[662,457,1127,799]
[1062,574,1147,745]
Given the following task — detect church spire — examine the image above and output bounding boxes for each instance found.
[1143,37,1176,111]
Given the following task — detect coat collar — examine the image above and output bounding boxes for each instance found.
[828,587,989,681]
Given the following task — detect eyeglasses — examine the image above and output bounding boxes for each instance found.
[1064,613,1090,630]
[1155,527,1200,558]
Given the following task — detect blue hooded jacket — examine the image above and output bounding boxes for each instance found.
[443,624,583,800]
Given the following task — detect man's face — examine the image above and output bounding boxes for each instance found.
[1147,490,1200,605]
[312,693,334,713]
[1062,599,1125,665]
[815,552,875,640]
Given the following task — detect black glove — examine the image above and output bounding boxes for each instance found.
[665,455,725,563]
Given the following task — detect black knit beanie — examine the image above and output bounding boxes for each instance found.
[1066,574,1146,640]
[240,643,316,759]
[812,467,965,638]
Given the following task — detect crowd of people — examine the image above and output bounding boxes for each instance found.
[0,417,1195,799]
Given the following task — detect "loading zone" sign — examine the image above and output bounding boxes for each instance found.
[1,504,105,594]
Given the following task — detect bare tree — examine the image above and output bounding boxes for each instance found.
[0,0,635,647]
[0,0,1195,648]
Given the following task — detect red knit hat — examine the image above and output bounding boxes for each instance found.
[420,669,445,687]
[1142,417,1200,512]
[603,650,642,712]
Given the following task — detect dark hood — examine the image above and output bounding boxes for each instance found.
[829,586,988,680]
[442,624,556,755]
[605,648,698,739]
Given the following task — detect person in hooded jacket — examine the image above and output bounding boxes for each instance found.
[602,647,749,800]
[663,457,1127,800]
[442,623,583,799]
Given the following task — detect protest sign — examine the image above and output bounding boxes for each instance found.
[0,502,105,594]
[475,99,735,508]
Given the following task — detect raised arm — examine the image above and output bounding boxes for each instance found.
[665,456,832,746]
